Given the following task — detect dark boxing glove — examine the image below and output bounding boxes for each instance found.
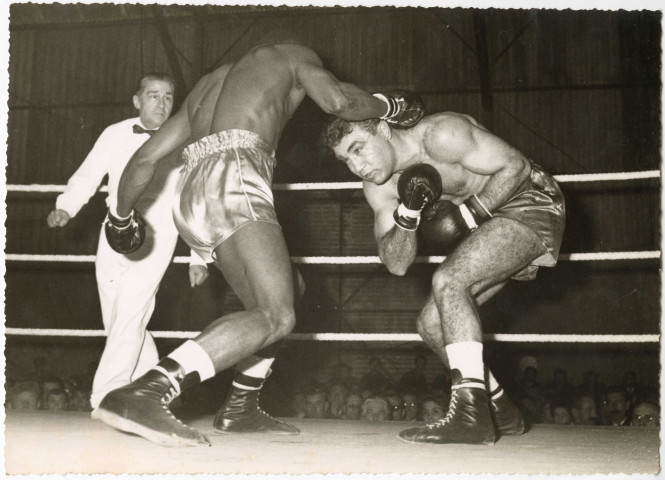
[373,89,425,129]
[421,195,492,248]
[104,208,146,254]
[393,163,443,231]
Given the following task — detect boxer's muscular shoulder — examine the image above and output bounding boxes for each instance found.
[422,113,479,160]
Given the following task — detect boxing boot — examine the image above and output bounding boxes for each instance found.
[91,358,209,447]
[398,370,495,445]
[213,372,299,434]
[490,387,526,436]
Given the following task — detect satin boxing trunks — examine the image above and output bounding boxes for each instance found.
[173,130,279,263]
[493,163,566,281]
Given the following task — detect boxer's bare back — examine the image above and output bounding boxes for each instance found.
[187,44,326,148]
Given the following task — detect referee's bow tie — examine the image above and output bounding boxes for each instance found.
[133,124,157,136]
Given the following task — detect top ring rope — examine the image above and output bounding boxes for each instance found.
[4,169,661,193]
[4,251,661,264]
[2,328,659,343]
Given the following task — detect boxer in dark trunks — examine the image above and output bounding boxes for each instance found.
[322,112,565,445]
[94,41,424,447]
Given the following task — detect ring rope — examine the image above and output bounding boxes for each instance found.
[3,328,659,343]
[3,169,661,193]
[5,251,660,264]
[6,170,660,344]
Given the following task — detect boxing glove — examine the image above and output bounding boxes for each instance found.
[393,163,443,231]
[373,90,425,129]
[421,195,492,248]
[104,208,146,254]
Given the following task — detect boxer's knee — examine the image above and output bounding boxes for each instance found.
[416,316,435,341]
[259,303,296,340]
[431,267,468,301]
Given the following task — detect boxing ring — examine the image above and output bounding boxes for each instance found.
[4,170,661,475]
[4,412,660,474]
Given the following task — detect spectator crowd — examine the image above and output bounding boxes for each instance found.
[6,352,659,430]
[5,357,94,413]
[286,354,660,428]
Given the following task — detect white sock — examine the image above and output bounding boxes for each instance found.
[235,355,275,389]
[486,370,502,397]
[445,341,485,381]
[167,340,216,382]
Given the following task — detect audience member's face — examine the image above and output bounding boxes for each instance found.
[304,392,328,419]
[631,403,659,427]
[329,385,348,418]
[553,406,572,425]
[42,381,61,402]
[386,395,405,421]
[70,390,91,412]
[45,392,68,411]
[606,392,628,419]
[524,367,538,383]
[362,399,388,421]
[343,394,362,420]
[554,371,567,386]
[422,400,446,424]
[402,394,419,421]
[11,390,40,410]
[573,396,598,425]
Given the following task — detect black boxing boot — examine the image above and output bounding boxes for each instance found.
[398,370,495,445]
[213,372,299,434]
[490,387,526,436]
[91,358,209,447]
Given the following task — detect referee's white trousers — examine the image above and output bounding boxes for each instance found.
[90,217,178,409]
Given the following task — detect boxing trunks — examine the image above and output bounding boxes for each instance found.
[173,130,279,263]
[493,163,565,281]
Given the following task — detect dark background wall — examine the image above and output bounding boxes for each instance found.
[5,5,661,391]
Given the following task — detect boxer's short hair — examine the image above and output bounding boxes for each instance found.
[321,117,380,150]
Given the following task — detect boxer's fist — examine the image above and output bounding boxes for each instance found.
[421,200,471,248]
[104,209,145,254]
[47,209,71,228]
[421,195,492,249]
[393,164,442,231]
[373,90,425,129]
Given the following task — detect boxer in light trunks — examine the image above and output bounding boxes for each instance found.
[322,112,565,444]
[94,40,424,447]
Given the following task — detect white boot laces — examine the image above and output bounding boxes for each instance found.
[428,389,458,429]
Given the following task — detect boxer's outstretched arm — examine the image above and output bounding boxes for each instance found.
[296,60,387,120]
[116,108,191,217]
[364,182,418,276]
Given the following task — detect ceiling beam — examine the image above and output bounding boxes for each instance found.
[472,10,493,112]
[151,5,189,95]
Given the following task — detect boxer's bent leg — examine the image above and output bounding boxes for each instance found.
[210,226,301,434]
[433,218,546,345]
[415,281,507,369]
[194,221,295,368]
[416,295,448,367]
[400,218,543,444]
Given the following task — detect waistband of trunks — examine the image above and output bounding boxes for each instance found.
[508,162,556,197]
[181,130,275,172]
